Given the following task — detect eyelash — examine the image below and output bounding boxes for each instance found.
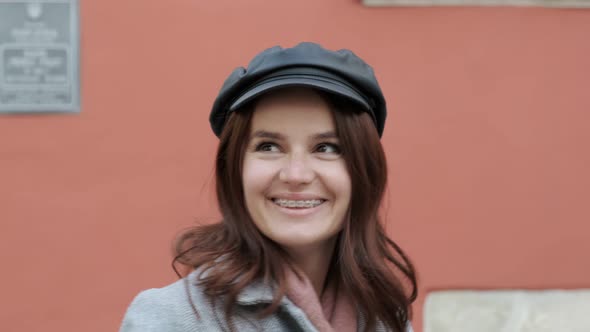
[253,141,342,154]
[254,142,280,152]
[315,143,341,154]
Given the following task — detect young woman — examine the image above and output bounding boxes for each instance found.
[120,42,417,332]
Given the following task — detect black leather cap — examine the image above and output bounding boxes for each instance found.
[210,42,387,137]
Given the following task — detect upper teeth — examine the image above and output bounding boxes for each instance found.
[273,199,324,208]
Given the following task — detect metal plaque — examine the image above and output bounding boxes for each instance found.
[0,0,79,113]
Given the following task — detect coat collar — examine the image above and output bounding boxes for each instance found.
[235,279,283,305]
[191,265,284,306]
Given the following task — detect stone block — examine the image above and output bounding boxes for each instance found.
[424,289,590,332]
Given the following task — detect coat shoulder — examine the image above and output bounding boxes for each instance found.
[119,276,215,332]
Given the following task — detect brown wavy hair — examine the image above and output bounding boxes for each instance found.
[173,91,417,332]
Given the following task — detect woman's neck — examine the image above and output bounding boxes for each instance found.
[286,237,337,297]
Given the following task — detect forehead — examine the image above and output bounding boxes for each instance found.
[250,88,336,133]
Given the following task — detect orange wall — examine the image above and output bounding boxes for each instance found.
[1,1,589,331]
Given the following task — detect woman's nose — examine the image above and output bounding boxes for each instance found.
[278,153,315,185]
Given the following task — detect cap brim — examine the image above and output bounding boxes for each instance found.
[228,74,372,113]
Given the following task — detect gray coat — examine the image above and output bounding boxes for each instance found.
[119,271,413,332]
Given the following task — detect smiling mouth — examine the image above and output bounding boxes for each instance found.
[271,198,326,209]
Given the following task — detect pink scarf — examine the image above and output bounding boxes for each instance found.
[284,266,357,332]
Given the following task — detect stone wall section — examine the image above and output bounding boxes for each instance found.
[424,290,590,332]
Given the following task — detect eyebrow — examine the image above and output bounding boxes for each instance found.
[312,131,338,140]
[250,130,285,140]
[250,130,338,141]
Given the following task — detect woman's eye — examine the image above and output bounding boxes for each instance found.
[315,143,341,154]
[255,142,280,152]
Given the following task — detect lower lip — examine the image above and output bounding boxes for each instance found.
[269,200,326,217]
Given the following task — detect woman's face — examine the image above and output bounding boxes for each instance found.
[242,88,351,254]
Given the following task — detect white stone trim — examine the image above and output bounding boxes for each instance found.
[363,0,590,7]
[424,289,590,332]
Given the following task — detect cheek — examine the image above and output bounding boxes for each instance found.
[322,163,352,201]
[242,158,275,199]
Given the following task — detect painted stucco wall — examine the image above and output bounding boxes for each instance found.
[1,1,589,331]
